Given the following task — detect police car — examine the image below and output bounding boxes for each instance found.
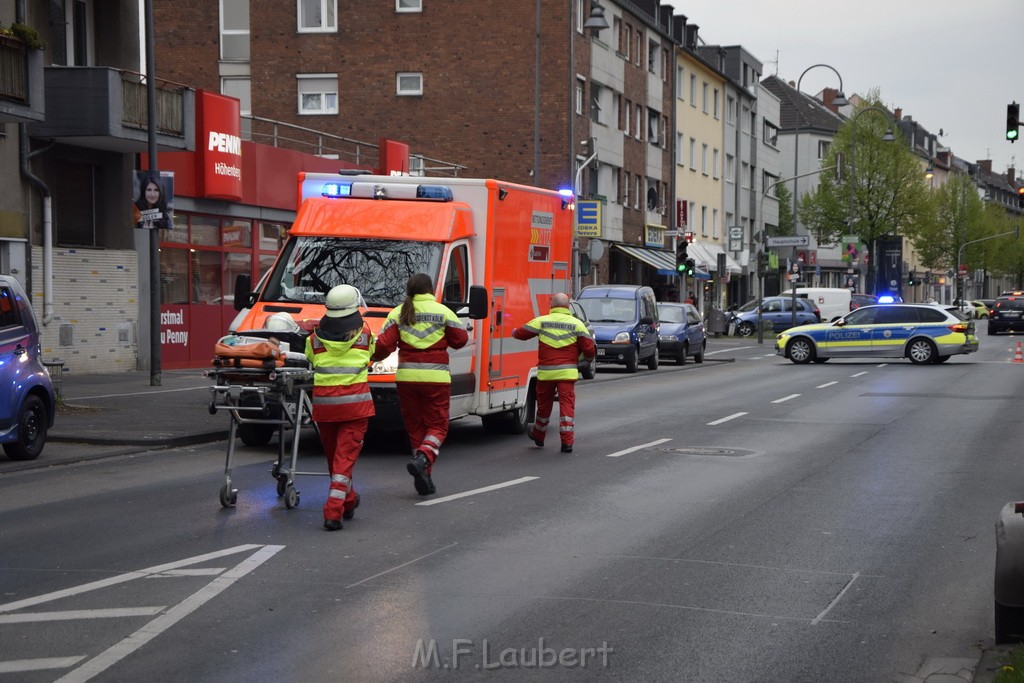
[775,303,979,364]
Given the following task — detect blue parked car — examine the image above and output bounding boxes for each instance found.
[727,296,820,337]
[0,275,56,460]
[577,285,659,373]
[656,302,706,364]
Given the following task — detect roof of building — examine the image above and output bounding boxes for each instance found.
[761,75,846,135]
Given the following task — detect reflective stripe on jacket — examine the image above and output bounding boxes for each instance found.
[373,293,469,384]
[304,324,376,421]
[513,306,596,381]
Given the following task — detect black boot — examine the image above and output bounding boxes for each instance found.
[407,453,433,496]
[323,519,343,531]
[342,492,360,521]
[560,444,573,453]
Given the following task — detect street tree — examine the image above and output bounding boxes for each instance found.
[799,98,933,292]
[774,182,794,236]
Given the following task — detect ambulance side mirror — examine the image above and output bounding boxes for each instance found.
[233,274,253,312]
[467,285,488,320]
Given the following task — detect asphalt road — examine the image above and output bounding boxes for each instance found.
[2,333,1021,681]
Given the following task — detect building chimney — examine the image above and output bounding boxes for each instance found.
[821,88,836,112]
[1008,168,1016,184]
[684,24,699,50]
[893,108,902,121]
[977,160,993,174]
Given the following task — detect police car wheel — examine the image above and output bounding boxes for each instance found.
[786,338,815,364]
[907,338,936,365]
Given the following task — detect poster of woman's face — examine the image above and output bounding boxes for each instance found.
[133,171,175,230]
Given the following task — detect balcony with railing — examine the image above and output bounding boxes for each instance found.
[0,35,44,122]
[244,115,466,177]
[28,67,194,152]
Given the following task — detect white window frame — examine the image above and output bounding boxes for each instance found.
[712,209,719,239]
[635,104,643,139]
[701,206,708,236]
[297,74,339,115]
[297,0,338,32]
[624,99,631,137]
[676,66,685,101]
[713,149,720,179]
[647,109,659,144]
[219,0,249,63]
[634,176,641,210]
[576,77,585,115]
[396,0,423,12]
[701,144,708,175]
[702,82,708,114]
[713,89,720,119]
[396,72,423,96]
[818,140,831,159]
[689,137,697,170]
[676,132,685,165]
[689,75,697,108]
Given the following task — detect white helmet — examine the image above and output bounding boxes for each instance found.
[324,284,362,318]
[265,311,299,333]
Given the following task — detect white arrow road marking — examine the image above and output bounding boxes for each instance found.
[0,544,262,613]
[54,545,284,683]
[415,477,539,507]
[606,438,672,458]
[0,607,165,624]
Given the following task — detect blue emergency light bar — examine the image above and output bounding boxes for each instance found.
[321,183,353,198]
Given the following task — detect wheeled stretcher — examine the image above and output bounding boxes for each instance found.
[206,366,322,509]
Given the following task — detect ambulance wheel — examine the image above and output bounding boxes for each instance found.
[284,485,299,509]
[995,599,1024,644]
[219,485,237,508]
[276,475,288,497]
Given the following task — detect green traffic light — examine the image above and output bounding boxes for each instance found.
[1010,129,1020,141]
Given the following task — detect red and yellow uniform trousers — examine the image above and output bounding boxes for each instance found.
[305,325,375,523]
[513,306,596,447]
[371,294,469,471]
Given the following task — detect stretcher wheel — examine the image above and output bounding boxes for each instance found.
[276,475,287,497]
[219,484,238,508]
[284,485,299,509]
[271,463,281,478]
[208,401,217,415]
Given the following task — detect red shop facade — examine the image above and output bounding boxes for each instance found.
[147,90,411,369]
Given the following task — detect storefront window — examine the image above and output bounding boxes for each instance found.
[259,222,286,252]
[190,216,221,247]
[160,249,189,304]
[161,213,189,244]
[191,250,223,304]
[259,253,278,279]
[222,220,252,248]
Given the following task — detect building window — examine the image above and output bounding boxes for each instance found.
[298,0,337,32]
[634,176,641,210]
[624,99,631,136]
[690,74,697,108]
[713,149,720,178]
[220,0,249,62]
[726,154,735,180]
[763,171,779,197]
[712,209,719,239]
[635,104,642,139]
[701,144,708,175]
[702,82,708,113]
[689,138,696,170]
[55,159,104,247]
[727,96,735,123]
[297,74,338,115]
[576,0,584,32]
[612,167,621,203]
[818,140,831,159]
[763,121,779,147]
[647,108,660,144]
[590,83,604,124]
[623,171,630,206]
[701,206,708,236]
[648,39,658,73]
[396,72,423,96]
[713,89,720,119]
[676,66,685,101]
[635,29,643,66]
[396,0,422,12]
[576,77,585,115]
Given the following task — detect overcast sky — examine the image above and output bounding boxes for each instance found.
[664,0,1022,177]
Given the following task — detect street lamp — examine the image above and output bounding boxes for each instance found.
[847,105,896,296]
[567,0,610,295]
[791,64,848,234]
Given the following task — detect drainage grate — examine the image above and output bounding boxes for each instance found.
[659,447,754,457]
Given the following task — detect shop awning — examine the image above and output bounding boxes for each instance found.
[687,241,742,273]
[613,244,676,274]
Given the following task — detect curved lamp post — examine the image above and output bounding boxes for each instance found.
[791,64,848,233]
[847,106,896,295]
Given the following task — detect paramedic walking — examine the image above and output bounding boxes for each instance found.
[513,293,595,453]
[305,285,375,531]
[372,273,468,496]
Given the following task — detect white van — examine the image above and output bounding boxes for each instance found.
[780,287,852,322]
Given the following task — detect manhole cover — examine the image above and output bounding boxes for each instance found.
[659,447,753,457]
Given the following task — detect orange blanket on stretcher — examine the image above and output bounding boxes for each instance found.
[211,340,285,369]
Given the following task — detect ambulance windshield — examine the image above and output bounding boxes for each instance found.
[261,236,443,308]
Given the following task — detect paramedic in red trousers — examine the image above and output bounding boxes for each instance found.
[305,284,375,531]
[371,273,468,496]
[512,293,596,453]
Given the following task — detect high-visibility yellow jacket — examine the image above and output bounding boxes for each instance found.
[371,293,469,384]
[513,306,596,381]
[304,323,376,421]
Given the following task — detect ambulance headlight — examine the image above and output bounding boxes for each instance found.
[370,350,399,375]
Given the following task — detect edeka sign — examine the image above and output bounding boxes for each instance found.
[576,200,601,238]
[195,90,243,200]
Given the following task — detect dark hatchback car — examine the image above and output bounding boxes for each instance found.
[988,294,1024,335]
[728,296,820,337]
[656,302,706,364]
[850,293,878,310]
[0,275,56,460]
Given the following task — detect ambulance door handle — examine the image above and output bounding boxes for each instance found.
[495,311,502,325]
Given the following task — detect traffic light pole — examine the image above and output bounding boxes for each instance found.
[957,226,1021,299]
